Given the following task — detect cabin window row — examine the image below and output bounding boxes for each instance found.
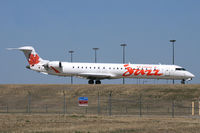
[72,66,125,70]
[72,66,159,71]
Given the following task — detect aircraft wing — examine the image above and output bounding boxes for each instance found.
[77,73,117,80]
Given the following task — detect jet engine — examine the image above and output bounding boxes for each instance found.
[43,61,63,71]
[47,61,62,68]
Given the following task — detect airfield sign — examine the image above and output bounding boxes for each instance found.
[78,97,88,106]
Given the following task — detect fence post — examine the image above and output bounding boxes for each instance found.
[98,92,100,115]
[45,104,48,113]
[27,92,31,113]
[109,91,112,116]
[139,94,142,117]
[192,101,194,116]
[63,91,66,114]
[6,104,8,113]
[199,100,200,116]
[172,100,175,118]
[85,107,87,114]
[146,105,149,113]
[68,97,71,114]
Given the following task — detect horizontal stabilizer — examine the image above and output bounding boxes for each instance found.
[7,48,19,50]
[7,46,34,51]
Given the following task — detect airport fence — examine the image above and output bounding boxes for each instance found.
[0,91,199,117]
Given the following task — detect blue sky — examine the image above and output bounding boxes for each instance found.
[0,0,199,84]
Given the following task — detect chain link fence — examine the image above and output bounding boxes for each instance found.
[0,91,199,117]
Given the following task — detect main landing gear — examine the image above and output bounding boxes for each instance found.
[88,80,101,84]
[181,79,185,84]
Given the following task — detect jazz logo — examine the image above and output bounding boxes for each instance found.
[123,64,163,77]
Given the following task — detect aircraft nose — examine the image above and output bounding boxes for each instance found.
[187,72,195,78]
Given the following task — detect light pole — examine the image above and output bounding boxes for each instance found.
[93,48,99,63]
[69,50,74,84]
[120,44,127,84]
[170,40,176,84]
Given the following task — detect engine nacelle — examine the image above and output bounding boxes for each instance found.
[48,61,62,68]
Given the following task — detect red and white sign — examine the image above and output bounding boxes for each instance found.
[78,97,88,106]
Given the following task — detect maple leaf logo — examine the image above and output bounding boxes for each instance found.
[28,54,40,66]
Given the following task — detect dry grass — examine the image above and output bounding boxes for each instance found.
[1,84,200,100]
[0,84,200,132]
[0,114,200,133]
[1,84,200,113]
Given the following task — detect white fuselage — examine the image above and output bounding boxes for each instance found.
[30,61,195,81]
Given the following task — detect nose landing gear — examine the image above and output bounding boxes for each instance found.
[88,80,101,84]
[181,79,185,84]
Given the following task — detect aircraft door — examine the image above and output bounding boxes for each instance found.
[165,68,170,76]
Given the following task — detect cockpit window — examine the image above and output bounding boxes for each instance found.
[176,68,186,71]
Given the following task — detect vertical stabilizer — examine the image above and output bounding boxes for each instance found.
[7,46,43,66]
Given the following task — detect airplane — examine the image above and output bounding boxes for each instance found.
[8,46,195,84]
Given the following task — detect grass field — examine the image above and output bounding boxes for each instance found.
[0,114,200,133]
[0,84,200,133]
[1,84,200,100]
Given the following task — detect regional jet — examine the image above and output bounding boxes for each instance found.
[8,46,195,84]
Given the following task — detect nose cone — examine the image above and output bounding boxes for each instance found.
[187,72,195,78]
